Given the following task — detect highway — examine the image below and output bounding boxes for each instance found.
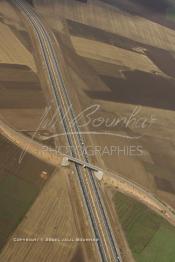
[12,1,122,261]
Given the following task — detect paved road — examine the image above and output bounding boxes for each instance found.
[12,1,122,261]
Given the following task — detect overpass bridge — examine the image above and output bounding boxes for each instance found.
[61,155,104,180]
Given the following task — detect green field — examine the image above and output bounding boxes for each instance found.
[166,7,175,21]
[0,135,54,250]
[114,192,175,262]
[0,175,39,248]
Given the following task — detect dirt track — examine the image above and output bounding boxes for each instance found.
[0,119,62,166]
[103,171,175,226]
[1,117,175,228]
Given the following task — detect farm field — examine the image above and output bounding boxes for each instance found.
[33,0,175,209]
[0,63,46,130]
[114,191,175,262]
[0,134,54,250]
[0,8,36,71]
[0,0,47,132]
[1,0,175,261]
[0,161,83,262]
[35,0,175,51]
